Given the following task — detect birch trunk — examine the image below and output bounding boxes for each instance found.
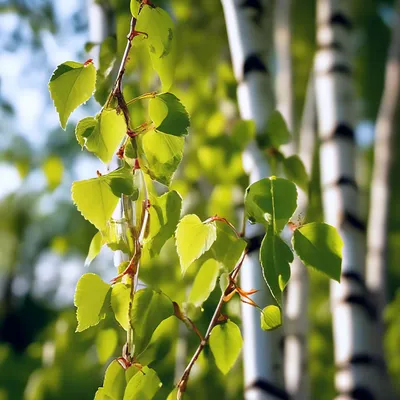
[221,1,288,399]
[366,0,400,346]
[283,72,317,400]
[315,1,388,398]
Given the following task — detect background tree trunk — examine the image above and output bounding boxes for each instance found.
[221,1,288,399]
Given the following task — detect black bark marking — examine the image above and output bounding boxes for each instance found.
[243,53,268,77]
[316,63,352,75]
[246,233,264,254]
[318,42,343,51]
[343,211,367,232]
[337,354,384,370]
[329,13,353,30]
[342,271,367,291]
[240,0,263,12]
[324,176,358,191]
[321,123,355,142]
[341,294,377,320]
[245,379,290,400]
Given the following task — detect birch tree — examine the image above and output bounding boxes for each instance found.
[366,0,400,348]
[314,0,387,397]
[221,1,287,399]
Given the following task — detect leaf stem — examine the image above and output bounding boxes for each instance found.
[126,91,158,106]
[176,251,247,399]
[204,215,241,238]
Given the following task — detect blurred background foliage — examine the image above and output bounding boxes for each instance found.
[0,0,399,399]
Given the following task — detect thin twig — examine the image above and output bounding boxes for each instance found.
[177,251,247,399]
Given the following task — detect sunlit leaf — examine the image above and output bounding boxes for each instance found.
[98,360,126,400]
[245,177,297,231]
[135,5,176,90]
[293,222,343,282]
[137,130,184,186]
[260,226,293,305]
[96,328,118,364]
[283,155,309,192]
[111,283,131,331]
[145,190,182,257]
[72,165,134,231]
[209,320,242,375]
[76,109,126,164]
[49,61,96,129]
[74,273,110,332]
[85,231,104,267]
[175,215,217,274]
[260,305,282,331]
[123,367,161,400]
[189,259,220,307]
[131,288,173,355]
[149,93,189,136]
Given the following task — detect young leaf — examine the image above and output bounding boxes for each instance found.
[263,110,291,148]
[123,367,161,400]
[175,215,217,274]
[149,93,190,136]
[78,109,126,164]
[292,222,343,282]
[260,227,293,305]
[260,305,282,331]
[145,190,182,257]
[94,388,112,400]
[85,231,104,267]
[49,61,96,129]
[96,328,118,364]
[245,177,297,231]
[137,130,184,186]
[98,360,126,400]
[231,120,256,150]
[210,223,246,271]
[135,5,177,90]
[74,273,110,332]
[72,165,134,231]
[283,155,309,192]
[111,283,131,331]
[130,0,140,17]
[188,259,221,307]
[210,320,242,375]
[131,289,173,355]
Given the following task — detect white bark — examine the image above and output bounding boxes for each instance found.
[283,72,316,400]
[366,0,400,339]
[222,1,288,399]
[315,1,389,398]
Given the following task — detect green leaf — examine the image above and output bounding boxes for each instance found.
[94,388,113,400]
[145,190,182,257]
[99,360,126,400]
[175,215,217,274]
[76,109,127,164]
[99,37,117,76]
[210,320,242,375]
[283,155,309,192]
[292,222,343,282]
[123,367,161,400]
[219,272,230,293]
[245,177,297,231]
[260,227,293,305]
[149,93,189,136]
[96,328,118,364]
[130,0,140,17]
[137,130,184,186]
[131,289,173,355]
[42,156,64,190]
[49,61,96,129]
[263,110,291,148]
[74,273,110,332]
[231,120,256,150]
[135,5,177,90]
[210,223,246,271]
[260,305,282,331]
[189,259,220,307]
[85,231,104,267]
[72,165,134,231]
[111,283,131,331]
